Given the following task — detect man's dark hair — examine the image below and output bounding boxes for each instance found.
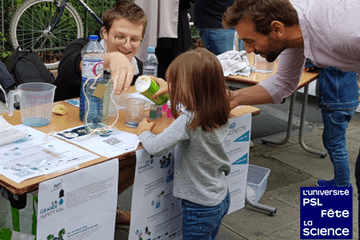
[223,0,298,35]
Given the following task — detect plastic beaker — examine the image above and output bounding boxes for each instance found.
[125,97,145,128]
[8,82,56,127]
[253,54,275,73]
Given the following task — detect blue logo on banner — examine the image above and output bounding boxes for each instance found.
[229,122,236,129]
[300,187,352,239]
[232,153,248,165]
[234,131,250,142]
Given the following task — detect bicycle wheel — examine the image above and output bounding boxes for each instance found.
[9,0,84,69]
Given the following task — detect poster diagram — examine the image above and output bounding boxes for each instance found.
[130,148,182,240]
[225,113,251,214]
[37,159,119,240]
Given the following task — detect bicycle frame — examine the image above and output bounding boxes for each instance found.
[50,0,103,32]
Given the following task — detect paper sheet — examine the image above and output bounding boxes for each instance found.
[54,124,140,158]
[0,124,99,183]
[0,116,27,146]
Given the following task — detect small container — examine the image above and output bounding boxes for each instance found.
[156,105,163,118]
[166,102,173,118]
[149,104,157,119]
[162,103,168,112]
[253,54,274,74]
[135,75,169,105]
[125,97,145,128]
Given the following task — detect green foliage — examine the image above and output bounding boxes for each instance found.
[190,25,199,38]
[1,0,16,64]
[0,32,12,63]
[71,0,116,37]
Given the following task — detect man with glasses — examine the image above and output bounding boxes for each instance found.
[54,1,147,102]
[53,1,147,228]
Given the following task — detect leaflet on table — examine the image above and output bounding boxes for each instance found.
[224,113,251,214]
[129,148,182,240]
[53,124,140,158]
[0,124,99,183]
[65,98,80,108]
[37,158,118,240]
[0,116,28,146]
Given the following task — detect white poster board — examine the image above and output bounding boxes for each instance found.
[129,148,182,240]
[225,113,251,214]
[37,159,119,240]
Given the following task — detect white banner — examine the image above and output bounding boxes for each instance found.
[129,148,182,240]
[37,158,119,240]
[225,113,251,214]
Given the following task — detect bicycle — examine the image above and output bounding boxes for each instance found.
[9,0,104,69]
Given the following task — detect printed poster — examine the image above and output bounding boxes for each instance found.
[225,113,251,214]
[129,148,182,240]
[37,158,119,240]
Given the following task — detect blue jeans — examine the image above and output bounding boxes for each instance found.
[181,191,230,240]
[322,108,356,187]
[199,28,244,55]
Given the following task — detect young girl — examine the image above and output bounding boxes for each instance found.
[137,48,231,239]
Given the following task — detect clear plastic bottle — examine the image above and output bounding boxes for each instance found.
[80,35,105,123]
[143,47,158,77]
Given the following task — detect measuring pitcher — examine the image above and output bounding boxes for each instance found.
[8,82,56,127]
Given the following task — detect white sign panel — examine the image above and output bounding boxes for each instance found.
[37,159,118,240]
[129,148,182,240]
[225,113,251,214]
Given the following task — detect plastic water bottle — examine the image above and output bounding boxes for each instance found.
[80,35,105,123]
[143,47,158,77]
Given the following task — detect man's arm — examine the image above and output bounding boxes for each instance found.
[230,85,273,108]
[230,48,305,108]
[257,48,305,104]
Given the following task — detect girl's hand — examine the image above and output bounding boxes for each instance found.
[150,76,168,98]
[137,118,156,135]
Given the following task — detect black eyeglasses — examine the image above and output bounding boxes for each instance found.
[111,33,142,48]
